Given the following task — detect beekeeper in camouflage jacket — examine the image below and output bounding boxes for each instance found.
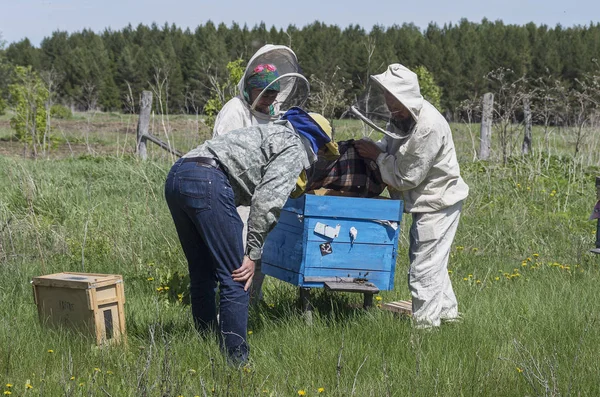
[164,107,339,364]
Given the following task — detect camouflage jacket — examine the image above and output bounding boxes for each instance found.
[183,121,312,260]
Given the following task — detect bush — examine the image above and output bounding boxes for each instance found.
[50,104,73,119]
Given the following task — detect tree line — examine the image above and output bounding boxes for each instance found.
[0,19,599,120]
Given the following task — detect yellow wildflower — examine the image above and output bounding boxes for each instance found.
[79,383,84,387]
[247,330,253,335]
[533,253,539,257]
[516,367,523,373]
[70,376,75,381]
[463,277,468,281]
[472,247,478,252]
[156,287,164,292]
[4,385,11,389]
[164,286,170,291]
[94,368,101,372]
[147,277,154,281]
[106,371,113,375]
[298,391,306,396]
[4,391,11,395]
[47,350,54,354]
[25,384,33,389]
[318,387,325,393]
[495,277,500,281]
[375,296,383,301]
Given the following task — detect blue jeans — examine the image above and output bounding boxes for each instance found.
[164,158,248,363]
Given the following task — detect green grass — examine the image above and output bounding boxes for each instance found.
[0,115,599,396]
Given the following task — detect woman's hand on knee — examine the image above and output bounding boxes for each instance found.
[233,256,256,291]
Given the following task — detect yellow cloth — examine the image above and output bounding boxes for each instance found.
[290,113,340,198]
[308,112,340,159]
[290,169,308,199]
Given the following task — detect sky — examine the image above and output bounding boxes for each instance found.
[1,0,599,46]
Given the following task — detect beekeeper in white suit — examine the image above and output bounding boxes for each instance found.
[212,44,309,304]
[355,64,469,328]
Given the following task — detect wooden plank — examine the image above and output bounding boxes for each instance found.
[324,281,379,293]
[305,218,399,245]
[303,195,403,221]
[303,268,393,290]
[261,262,302,286]
[262,227,304,274]
[303,276,355,283]
[382,300,412,316]
[303,241,396,272]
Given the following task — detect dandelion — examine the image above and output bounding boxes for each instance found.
[188,369,196,374]
[4,385,11,389]
[178,293,184,302]
[376,304,382,308]
[495,277,500,281]
[516,183,521,188]
[533,253,539,258]
[456,246,464,251]
[106,371,113,375]
[463,277,468,281]
[298,390,306,396]
[156,287,164,292]
[94,368,101,373]
[79,383,84,387]
[4,391,11,395]
[318,387,325,393]
[262,390,269,393]
[476,280,481,284]
[375,296,383,301]
[70,376,75,381]
[468,274,473,278]
[472,247,478,252]
[516,367,523,373]
[147,277,154,281]
[47,349,54,354]
[247,330,253,335]
[448,270,453,274]
[25,384,33,390]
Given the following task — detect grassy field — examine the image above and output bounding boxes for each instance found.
[0,112,599,396]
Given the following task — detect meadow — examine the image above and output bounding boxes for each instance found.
[0,112,599,396]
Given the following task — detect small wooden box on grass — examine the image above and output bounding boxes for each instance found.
[32,272,126,345]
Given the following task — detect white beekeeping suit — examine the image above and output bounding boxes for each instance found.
[361,64,469,327]
[211,44,308,303]
[212,44,307,137]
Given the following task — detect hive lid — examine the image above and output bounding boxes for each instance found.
[32,272,122,289]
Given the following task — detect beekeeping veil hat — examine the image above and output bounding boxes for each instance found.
[239,44,310,117]
[349,63,424,139]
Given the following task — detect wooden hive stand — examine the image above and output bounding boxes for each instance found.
[32,272,126,345]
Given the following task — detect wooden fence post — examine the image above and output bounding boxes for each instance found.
[479,92,494,160]
[522,97,532,155]
[136,91,152,160]
[592,176,600,254]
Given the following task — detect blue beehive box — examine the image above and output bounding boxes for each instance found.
[262,194,403,290]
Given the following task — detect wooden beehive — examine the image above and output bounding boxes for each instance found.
[262,194,403,290]
[32,272,126,345]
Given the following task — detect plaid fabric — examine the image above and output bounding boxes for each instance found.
[307,139,386,198]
